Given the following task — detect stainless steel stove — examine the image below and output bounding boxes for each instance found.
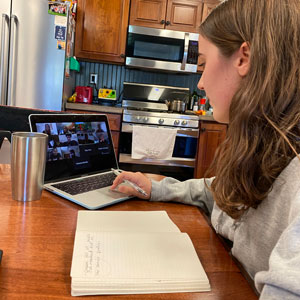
[119,82,199,180]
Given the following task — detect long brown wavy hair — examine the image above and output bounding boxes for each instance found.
[201,0,300,219]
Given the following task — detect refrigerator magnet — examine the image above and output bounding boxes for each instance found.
[48,3,67,16]
[55,26,66,41]
[57,40,66,50]
[54,15,67,27]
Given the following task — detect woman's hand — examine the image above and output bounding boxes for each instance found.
[110,171,152,200]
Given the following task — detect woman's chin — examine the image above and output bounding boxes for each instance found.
[212,112,229,124]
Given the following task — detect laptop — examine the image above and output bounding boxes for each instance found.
[29,113,131,209]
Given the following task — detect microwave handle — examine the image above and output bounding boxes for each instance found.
[181,33,189,71]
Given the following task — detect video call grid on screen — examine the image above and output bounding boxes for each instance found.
[36,121,110,162]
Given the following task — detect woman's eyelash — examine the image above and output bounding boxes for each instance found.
[198,63,206,67]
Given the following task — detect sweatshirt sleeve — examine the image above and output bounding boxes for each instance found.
[150,177,215,215]
[255,214,300,300]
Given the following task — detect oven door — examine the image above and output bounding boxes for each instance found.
[119,123,199,168]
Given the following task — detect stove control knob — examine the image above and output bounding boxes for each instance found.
[143,117,149,122]
[158,118,164,124]
[174,120,180,125]
[181,120,187,126]
[136,116,141,121]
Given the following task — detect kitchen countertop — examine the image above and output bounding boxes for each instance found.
[65,102,123,114]
[198,114,215,121]
[65,102,215,121]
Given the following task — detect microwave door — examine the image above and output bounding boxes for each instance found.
[126,26,187,72]
[125,26,199,73]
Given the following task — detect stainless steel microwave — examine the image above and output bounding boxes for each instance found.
[125,25,199,73]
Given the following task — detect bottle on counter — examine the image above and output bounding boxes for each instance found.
[198,98,207,115]
[189,90,199,111]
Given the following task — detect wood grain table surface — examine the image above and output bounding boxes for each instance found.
[0,165,258,299]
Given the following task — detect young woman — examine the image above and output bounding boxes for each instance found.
[111,0,300,298]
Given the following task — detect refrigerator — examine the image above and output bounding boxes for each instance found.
[0,0,75,111]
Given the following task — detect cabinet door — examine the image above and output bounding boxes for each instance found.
[105,113,121,131]
[111,131,120,156]
[201,1,221,22]
[165,0,203,33]
[75,0,130,63]
[194,122,227,178]
[129,0,167,28]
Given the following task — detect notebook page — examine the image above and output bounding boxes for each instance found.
[71,231,208,281]
[76,211,180,233]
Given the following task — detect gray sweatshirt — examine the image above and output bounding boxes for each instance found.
[150,156,300,299]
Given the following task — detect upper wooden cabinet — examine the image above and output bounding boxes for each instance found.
[129,0,167,29]
[75,0,130,63]
[129,0,204,33]
[201,1,221,22]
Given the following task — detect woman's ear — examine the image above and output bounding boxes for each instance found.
[236,42,250,77]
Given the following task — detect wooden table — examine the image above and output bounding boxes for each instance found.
[0,165,258,299]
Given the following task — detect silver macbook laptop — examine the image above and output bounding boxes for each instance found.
[29,113,131,209]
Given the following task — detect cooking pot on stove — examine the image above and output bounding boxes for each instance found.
[165,99,186,113]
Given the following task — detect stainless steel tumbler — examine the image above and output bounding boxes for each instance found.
[11,132,48,201]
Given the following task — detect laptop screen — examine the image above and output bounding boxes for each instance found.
[29,114,118,183]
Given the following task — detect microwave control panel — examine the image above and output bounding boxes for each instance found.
[187,41,198,65]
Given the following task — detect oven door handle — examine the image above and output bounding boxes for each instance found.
[119,153,195,168]
[121,123,199,138]
[176,129,199,138]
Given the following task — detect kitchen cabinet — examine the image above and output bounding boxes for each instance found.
[75,0,130,63]
[65,106,122,157]
[129,0,204,33]
[194,121,227,178]
[105,113,121,157]
[201,1,221,21]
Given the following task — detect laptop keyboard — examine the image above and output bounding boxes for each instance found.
[52,172,117,196]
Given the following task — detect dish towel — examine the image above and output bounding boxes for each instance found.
[132,125,177,159]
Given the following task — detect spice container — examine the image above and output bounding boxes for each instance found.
[197,98,207,115]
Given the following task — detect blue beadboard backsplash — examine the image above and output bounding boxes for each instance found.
[75,61,203,101]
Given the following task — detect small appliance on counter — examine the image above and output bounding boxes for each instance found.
[75,86,93,104]
[97,88,117,106]
[98,88,117,101]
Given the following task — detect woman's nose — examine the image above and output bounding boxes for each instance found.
[197,76,205,90]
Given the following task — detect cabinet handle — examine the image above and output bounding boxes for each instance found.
[165,21,170,26]
[160,20,165,24]
[120,54,125,58]
[201,128,206,132]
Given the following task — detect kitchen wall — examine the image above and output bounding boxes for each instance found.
[75,61,203,101]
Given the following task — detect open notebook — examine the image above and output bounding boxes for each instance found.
[70,211,210,296]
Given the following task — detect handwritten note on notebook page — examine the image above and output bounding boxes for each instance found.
[70,211,210,296]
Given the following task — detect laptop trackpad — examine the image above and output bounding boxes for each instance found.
[73,187,130,209]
